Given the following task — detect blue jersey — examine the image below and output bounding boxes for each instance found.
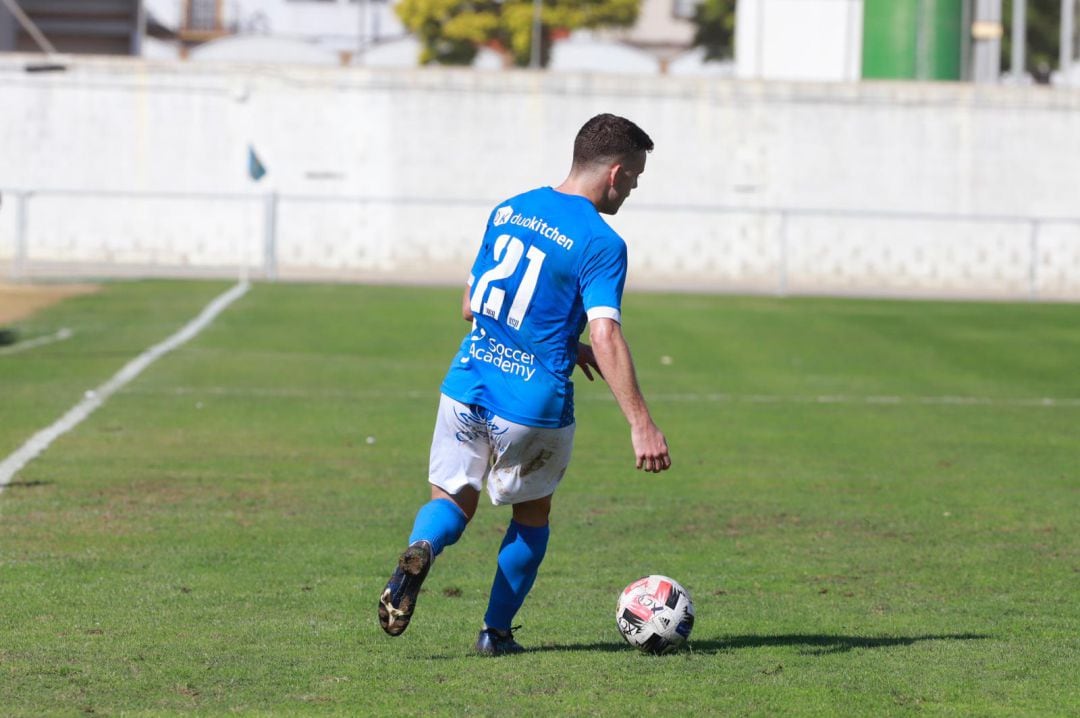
[440,186,628,428]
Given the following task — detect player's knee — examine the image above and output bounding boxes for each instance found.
[511,496,551,527]
[432,485,479,522]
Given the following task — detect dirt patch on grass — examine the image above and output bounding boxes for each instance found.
[0,282,98,324]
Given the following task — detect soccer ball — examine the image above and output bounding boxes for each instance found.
[615,575,695,655]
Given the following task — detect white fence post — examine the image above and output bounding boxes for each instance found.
[13,191,29,281]
[1028,220,1040,301]
[263,192,278,281]
[777,211,789,297]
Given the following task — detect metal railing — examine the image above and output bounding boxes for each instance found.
[2,187,1079,300]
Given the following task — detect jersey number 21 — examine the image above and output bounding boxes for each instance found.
[470,234,547,330]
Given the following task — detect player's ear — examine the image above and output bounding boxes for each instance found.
[606,161,622,188]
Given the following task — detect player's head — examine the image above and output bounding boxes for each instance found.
[571,114,653,215]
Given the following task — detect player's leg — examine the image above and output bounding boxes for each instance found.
[476,421,573,656]
[490,497,552,629]
[407,484,477,556]
[475,495,551,655]
[379,396,489,636]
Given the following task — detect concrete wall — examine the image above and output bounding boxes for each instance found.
[2,54,1079,299]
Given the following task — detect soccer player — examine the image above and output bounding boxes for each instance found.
[378,113,671,655]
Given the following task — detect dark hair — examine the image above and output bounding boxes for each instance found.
[572,113,653,167]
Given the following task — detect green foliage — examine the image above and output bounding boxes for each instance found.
[395,0,639,67]
[394,0,490,65]
[691,0,736,61]
[1,281,1078,715]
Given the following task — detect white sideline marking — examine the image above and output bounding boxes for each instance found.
[0,327,74,356]
[0,282,250,494]
[120,384,1080,409]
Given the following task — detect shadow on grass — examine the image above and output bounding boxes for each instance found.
[535,633,990,656]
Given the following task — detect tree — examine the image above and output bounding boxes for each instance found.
[395,0,640,67]
[690,0,736,62]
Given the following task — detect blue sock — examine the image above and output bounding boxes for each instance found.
[407,498,468,557]
[483,520,550,631]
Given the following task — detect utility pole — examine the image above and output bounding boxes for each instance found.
[529,0,541,69]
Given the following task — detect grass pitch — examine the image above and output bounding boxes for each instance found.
[1,280,1077,716]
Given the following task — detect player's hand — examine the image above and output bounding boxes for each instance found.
[576,342,602,382]
[632,422,671,473]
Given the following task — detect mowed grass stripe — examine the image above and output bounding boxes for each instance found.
[0,281,239,462]
[0,281,1076,716]
[0,282,249,491]
[121,382,1080,408]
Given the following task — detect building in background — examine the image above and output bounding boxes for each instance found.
[1,0,1075,81]
[735,0,863,81]
[147,0,405,62]
[0,0,143,55]
[734,0,1077,85]
[732,0,966,83]
[598,0,699,69]
[155,0,702,69]
[0,0,708,70]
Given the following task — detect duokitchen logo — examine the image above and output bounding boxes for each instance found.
[491,206,575,250]
[494,206,514,226]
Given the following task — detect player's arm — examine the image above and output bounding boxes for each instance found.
[461,286,473,322]
[588,317,671,473]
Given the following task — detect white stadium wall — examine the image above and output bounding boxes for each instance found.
[1,55,1080,299]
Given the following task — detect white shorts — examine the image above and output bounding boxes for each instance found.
[428,394,575,506]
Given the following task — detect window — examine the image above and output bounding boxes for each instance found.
[185,0,222,31]
[672,0,700,21]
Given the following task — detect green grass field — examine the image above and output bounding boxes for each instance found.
[1,280,1077,716]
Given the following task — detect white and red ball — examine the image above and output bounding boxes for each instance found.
[615,575,695,654]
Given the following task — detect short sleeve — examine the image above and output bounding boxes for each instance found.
[579,236,627,324]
